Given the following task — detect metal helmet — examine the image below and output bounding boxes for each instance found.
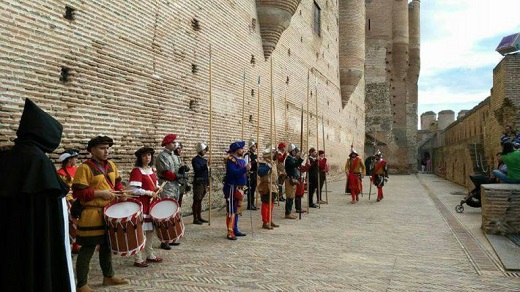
[262,147,274,158]
[289,143,299,153]
[349,149,358,157]
[174,141,183,150]
[375,150,382,158]
[196,142,208,153]
[248,139,256,149]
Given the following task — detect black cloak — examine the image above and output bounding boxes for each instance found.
[0,99,72,291]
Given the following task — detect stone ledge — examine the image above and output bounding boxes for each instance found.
[481,184,520,235]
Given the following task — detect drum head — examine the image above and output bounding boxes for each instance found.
[105,201,141,219]
[150,199,178,219]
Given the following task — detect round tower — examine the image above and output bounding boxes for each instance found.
[339,0,365,107]
[457,110,469,120]
[438,110,455,130]
[420,111,436,131]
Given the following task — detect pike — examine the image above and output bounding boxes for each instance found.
[268,56,274,228]
[256,75,261,208]
[299,104,304,220]
[315,76,321,209]
[208,43,213,225]
[242,69,254,238]
[305,69,310,214]
[321,114,328,203]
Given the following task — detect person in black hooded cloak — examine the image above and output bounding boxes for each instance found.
[0,99,73,291]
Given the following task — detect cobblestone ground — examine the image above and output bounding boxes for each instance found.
[75,174,520,291]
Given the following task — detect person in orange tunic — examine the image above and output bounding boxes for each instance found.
[371,151,389,202]
[345,150,365,204]
[57,149,81,253]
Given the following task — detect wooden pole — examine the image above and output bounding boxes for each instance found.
[241,69,246,140]
[306,69,310,214]
[208,44,213,225]
[256,75,261,208]
[284,77,288,141]
[322,114,328,203]
[268,56,273,226]
[315,76,320,209]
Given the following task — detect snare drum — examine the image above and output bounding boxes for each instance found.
[149,198,185,243]
[103,198,145,256]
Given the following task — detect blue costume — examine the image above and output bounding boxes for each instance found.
[223,141,248,240]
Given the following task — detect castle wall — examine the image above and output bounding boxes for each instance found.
[0,0,364,190]
[422,54,520,189]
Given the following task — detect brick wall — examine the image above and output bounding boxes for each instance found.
[481,184,520,235]
[0,0,365,209]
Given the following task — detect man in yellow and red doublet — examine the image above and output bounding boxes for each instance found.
[345,150,365,204]
[72,136,128,291]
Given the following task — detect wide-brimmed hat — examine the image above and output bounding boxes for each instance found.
[59,149,79,162]
[135,146,155,158]
[87,136,113,152]
[161,134,178,146]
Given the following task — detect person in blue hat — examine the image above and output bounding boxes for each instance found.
[223,141,251,240]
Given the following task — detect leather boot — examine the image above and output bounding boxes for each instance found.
[77,284,92,292]
[270,221,279,228]
[262,223,273,230]
[102,276,129,286]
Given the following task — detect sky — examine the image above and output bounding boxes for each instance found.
[418,0,520,127]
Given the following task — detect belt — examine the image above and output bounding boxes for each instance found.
[236,186,245,190]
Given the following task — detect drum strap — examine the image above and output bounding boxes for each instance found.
[77,226,105,231]
[87,160,115,190]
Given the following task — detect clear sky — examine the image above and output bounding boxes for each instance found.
[418,0,520,128]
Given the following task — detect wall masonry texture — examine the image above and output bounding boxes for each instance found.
[0,0,369,208]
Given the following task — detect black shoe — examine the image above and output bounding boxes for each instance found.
[279,197,286,202]
[310,204,318,208]
[193,219,203,225]
[227,235,237,240]
[247,206,257,211]
[234,231,247,236]
[160,243,171,250]
[199,218,209,223]
[169,242,181,246]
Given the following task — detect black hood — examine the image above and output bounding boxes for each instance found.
[15,99,63,153]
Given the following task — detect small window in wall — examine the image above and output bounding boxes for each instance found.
[313,1,321,36]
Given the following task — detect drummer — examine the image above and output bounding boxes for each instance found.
[72,135,129,291]
[128,146,163,267]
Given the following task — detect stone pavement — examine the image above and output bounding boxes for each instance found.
[76,174,520,291]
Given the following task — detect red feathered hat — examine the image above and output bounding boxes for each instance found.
[278,142,287,150]
[161,134,177,146]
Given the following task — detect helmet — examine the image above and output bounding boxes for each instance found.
[349,149,358,157]
[262,147,274,158]
[196,142,208,153]
[375,150,382,158]
[174,141,183,150]
[289,143,299,153]
[248,139,256,149]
